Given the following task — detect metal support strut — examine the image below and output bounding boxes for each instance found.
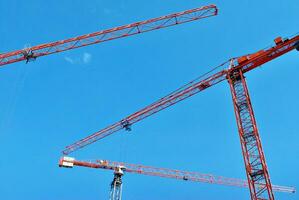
[228,69,274,200]
[109,167,125,200]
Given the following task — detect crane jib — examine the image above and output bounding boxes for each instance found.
[59,157,296,194]
[0,5,218,66]
[63,34,299,155]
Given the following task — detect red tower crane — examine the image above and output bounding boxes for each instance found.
[62,35,299,200]
[59,156,295,200]
[0,5,217,66]
[1,2,297,199]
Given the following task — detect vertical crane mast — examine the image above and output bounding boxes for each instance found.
[0,5,217,66]
[228,67,274,200]
[110,167,125,200]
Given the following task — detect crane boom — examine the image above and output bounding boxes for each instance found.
[62,35,299,155]
[63,68,228,154]
[59,157,295,194]
[0,5,217,66]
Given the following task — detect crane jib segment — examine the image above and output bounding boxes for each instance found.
[62,70,228,154]
[59,157,296,194]
[0,5,217,66]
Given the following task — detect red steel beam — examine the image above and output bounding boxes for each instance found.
[59,157,296,194]
[62,35,299,155]
[235,35,299,74]
[0,5,217,66]
[62,67,229,154]
[228,69,274,200]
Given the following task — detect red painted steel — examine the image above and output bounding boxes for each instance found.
[58,157,296,193]
[63,69,228,154]
[63,35,299,155]
[235,35,299,73]
[228,69,274,200]
[0,5,217,66]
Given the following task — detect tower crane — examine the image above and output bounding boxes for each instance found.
[1,2,297,199]
[62,35,299,200]
[0,5,217,66]
[59,157,295,200]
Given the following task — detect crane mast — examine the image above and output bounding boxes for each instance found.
[110,167,125,200]
[228,68,274,199]
[0,5,217,66]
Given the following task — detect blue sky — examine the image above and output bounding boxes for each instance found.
[0,0,298,199]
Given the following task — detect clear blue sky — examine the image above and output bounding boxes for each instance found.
[0,0,298,199]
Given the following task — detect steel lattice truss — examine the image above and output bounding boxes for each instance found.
[59,157,295,194]
[110,173,123,200]
[62,35,299,200]
[0,5,217,66]
[1,3,298,199]
[63,69,228,154]
[228,70,274,199]
[63,35,299,155]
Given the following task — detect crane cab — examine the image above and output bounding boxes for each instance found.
[114,166,126,176]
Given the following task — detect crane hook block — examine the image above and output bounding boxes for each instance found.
[121,120,132,131]
[22,50,37,63]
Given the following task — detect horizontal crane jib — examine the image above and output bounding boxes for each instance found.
[59,157,296,193]
[0,5,217,66]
